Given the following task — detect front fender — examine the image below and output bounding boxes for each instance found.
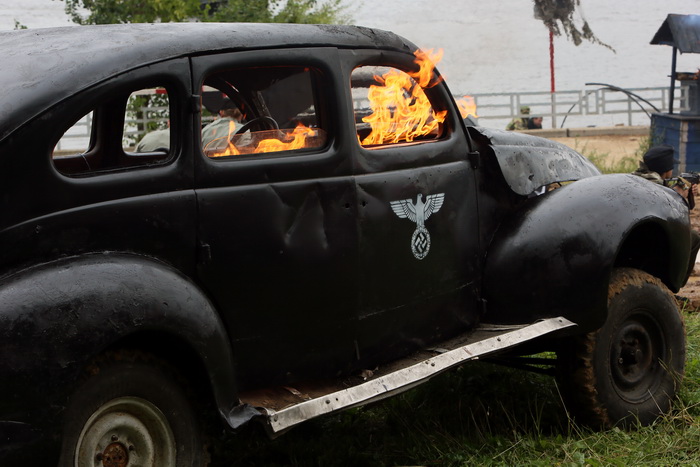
[0,253,237,429]
[482,174,690,331]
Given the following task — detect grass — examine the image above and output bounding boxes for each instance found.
[577,135,652,175]
[210,311,700,466]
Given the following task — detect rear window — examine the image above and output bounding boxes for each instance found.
[53,86,172,176]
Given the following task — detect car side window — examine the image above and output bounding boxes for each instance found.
[201,66,327,158]
[52,86,172,176]
[352,64,445,148]
[127,88,171,154]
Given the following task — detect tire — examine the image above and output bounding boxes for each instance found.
[557,268,686,428]
[58,351,208,467]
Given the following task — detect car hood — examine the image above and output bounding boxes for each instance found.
[468,126,601,196]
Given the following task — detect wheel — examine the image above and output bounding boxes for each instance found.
[557,267,685,428]
[234,116,279,135]
[58,352,208,467]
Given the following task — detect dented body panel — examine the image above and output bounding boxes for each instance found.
[0,23,691,462]
[468,127,601,195]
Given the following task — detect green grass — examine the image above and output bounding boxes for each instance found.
[209,310,700,466]
[578,135,652,175]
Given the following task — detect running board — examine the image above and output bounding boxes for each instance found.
[248,317,576,435]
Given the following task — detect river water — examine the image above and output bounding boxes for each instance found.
[352,0,698,94]
[2,0,698,126]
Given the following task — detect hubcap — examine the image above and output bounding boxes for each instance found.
[75,397,176,467]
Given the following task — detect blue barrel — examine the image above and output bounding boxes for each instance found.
[651,113,700,173]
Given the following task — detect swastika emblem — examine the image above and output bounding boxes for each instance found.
[390,193,445,260]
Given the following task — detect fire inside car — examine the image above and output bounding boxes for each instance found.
[201,66,327,157]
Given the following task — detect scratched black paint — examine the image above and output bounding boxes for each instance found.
[0,23,690,462]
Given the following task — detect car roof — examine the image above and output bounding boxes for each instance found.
[0,22,414,143]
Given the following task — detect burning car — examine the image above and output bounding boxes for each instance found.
[0,23,691,465]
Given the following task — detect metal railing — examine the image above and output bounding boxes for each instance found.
[462,85,685,130]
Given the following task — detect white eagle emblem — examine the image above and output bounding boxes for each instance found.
[390,193,445,260]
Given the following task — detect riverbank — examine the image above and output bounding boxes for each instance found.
[525,125,649,164]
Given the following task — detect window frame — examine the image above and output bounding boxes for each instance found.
[51,75,183,178]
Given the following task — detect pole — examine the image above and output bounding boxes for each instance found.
[549,30,556,128]
[669,46,677,114]
[549,30,556,93]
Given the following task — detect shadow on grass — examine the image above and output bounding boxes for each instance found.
[209,361,570,466]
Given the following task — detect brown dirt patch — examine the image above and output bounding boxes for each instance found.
[549,134,644,164]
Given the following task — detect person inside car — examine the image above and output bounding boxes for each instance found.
[202,99,243,151]
[135,120,170,153]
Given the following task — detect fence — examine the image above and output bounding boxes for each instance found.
[464,85,685,130]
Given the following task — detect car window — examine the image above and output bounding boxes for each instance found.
[52,86,172,176]
[127,88,171,154]
[201,66,327,158]
[352,62,446,148]
[54,112,93,156]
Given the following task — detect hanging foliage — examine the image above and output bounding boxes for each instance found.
[58,0,348,25]
[533,0,614,52]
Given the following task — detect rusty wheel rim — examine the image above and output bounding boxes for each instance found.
[74,396,176,467]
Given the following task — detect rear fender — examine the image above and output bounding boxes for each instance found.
[482,174,690,331]
[0,254,238,424]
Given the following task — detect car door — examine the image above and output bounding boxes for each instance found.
[343,50,482,366]
[191,49,359,387]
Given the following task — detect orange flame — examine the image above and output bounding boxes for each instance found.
[255,124,316,153]
[410,48,444,88]
[206,122,321,157]
[360,49,447,146]
[455,95,478,119]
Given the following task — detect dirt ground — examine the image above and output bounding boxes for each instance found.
[549,134,645,164]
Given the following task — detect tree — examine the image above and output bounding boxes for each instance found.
[533,0,613,51]
[208,0,347,24]
[59,0,348,25]
[268,0,348,24]
[60,0,204,25]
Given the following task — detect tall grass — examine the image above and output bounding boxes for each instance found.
[578,136,652,175]
[211,311,700,466]
[587,150,638,174]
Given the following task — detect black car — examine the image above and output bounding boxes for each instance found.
[0,23,690,466]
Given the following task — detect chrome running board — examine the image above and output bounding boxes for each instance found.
[252,316,575,434]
